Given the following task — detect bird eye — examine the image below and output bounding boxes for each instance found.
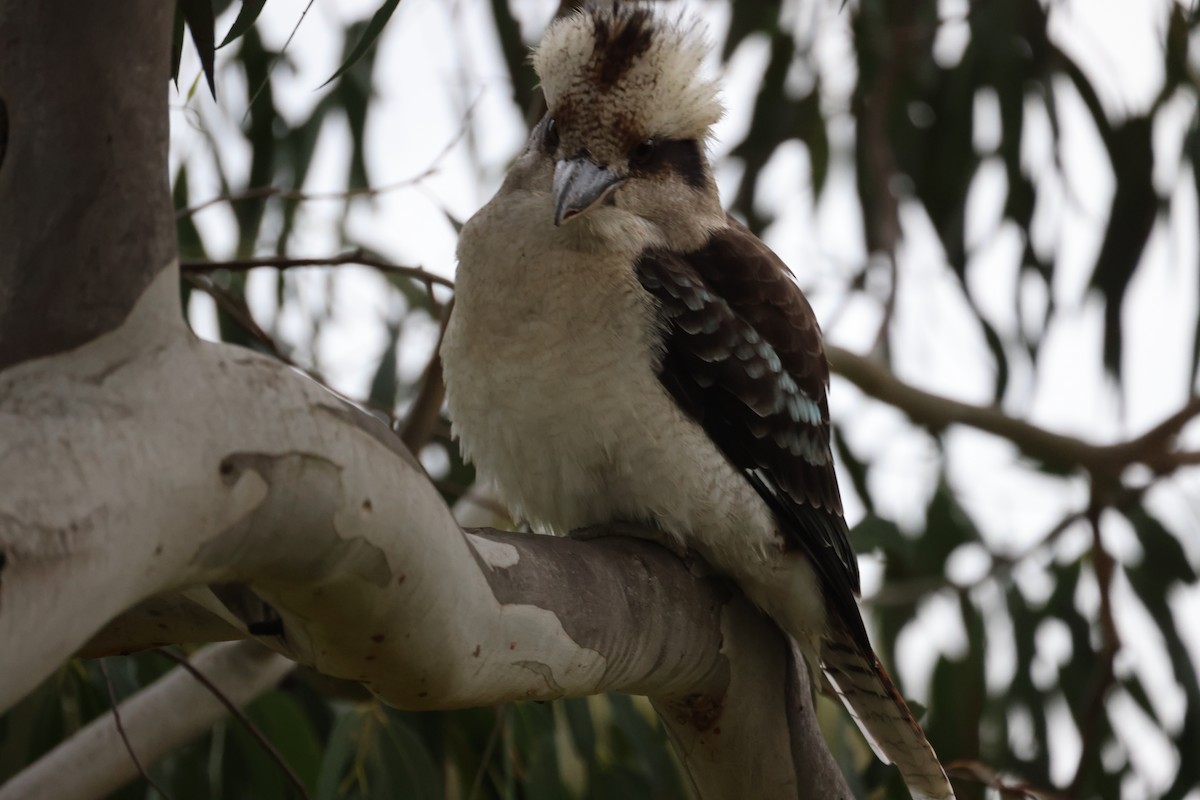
[543,118,560,153]
[630,138,656,166]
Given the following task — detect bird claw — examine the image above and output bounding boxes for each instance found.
[567,521,651,541]
[566,523,712,574]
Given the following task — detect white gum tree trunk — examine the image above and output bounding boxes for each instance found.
[0,1,852,797]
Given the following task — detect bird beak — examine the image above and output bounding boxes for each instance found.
[553,157,624,226]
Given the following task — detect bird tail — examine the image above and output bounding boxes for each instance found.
[820,630,956,800]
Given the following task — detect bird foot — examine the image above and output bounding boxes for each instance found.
[567,521,654,541]
[567,523,713,575]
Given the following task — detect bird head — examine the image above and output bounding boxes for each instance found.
[531,2,725,250]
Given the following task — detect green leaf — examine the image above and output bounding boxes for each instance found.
[234,27,276,255]
[562,697,596,758]
[918,482,979,572]
[1189,114,1200,388]
[245,691,323,793]
[604,695,688,799]
[728,30,799,233]
[219,0,268,48]
[489,0,539,114]
[851,513,908,560]
[320,0,402,89]
[337,64,372,191]
[375,712,443,799]
[722,1,780,61]
[315,710,363,800]
[832,426,873,515]
[978,314,1009,404]
[1123,505,1196,584]
[170,4,186,85]
[367,323,401,414]
[1159,3,1190,109]
[276,99,333,254]
[178,0,217,98]
[1088,115,1157,382]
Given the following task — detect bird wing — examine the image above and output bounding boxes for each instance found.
[633,216,864,640]
[636,218,956,800]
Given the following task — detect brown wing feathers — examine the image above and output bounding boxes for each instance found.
[634,220,863,619]
[636,221,955,800]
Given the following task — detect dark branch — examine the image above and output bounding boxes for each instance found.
[156,648,311,800]
[180,251,454,291]
[827,345,1200,484]
[99,659,173,799]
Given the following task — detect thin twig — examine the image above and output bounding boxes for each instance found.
[184,271,403,429]
[1112,395,1200,473]
[870,254,899,358]
[1068,506,1120,797]
[176,170,438,220]
[867,489,1150,608]
[182,273,305,371]
[828,345,1200,484]
[243,0,314,121]
[181,251,455,290]
[468,704,508,800]
[869,509,1084,607]
[400,298,453,453]
[98,659,174,799]
[156,648,312,800]
[945,758,1069,799]
[182,97,476,220]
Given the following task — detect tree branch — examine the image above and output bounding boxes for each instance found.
[826,345,1200,484]
[0,268,850,797]
[180,250,454,290]
[0,642,295,800]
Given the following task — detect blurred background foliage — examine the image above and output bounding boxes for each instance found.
[3,0,1200,798]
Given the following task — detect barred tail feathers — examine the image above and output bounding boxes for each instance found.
[820,632,955,800]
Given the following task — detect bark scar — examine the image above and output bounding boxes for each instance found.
[515,659,564,695]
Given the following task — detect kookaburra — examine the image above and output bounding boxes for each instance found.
[441,4,955,798]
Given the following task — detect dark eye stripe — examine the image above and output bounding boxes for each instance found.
[630,138,707,190]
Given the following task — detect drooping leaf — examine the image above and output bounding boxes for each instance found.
[219,0,268,48]
[919,482,979,575]
[234,27,276,255]
[173,167,205,321]
[1123,505,1196,585]
[490,0,539,115]
[178,0,217,98]
[314,710,363,800]
[1087,115,1158,383]
[367,323,401,414]
[978,313,1010,403]
[604,695,689,799]
[722,0,780,60]
[832,424,874,516]
[1189,113,1200,388]
[375,710,443,799]
[321,0,402,89]
[170,4,186,85]
[1159,3,1190,110]
[562,696,596,759]
[276,98,332,254]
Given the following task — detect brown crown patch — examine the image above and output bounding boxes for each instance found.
[590,3,655,88]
